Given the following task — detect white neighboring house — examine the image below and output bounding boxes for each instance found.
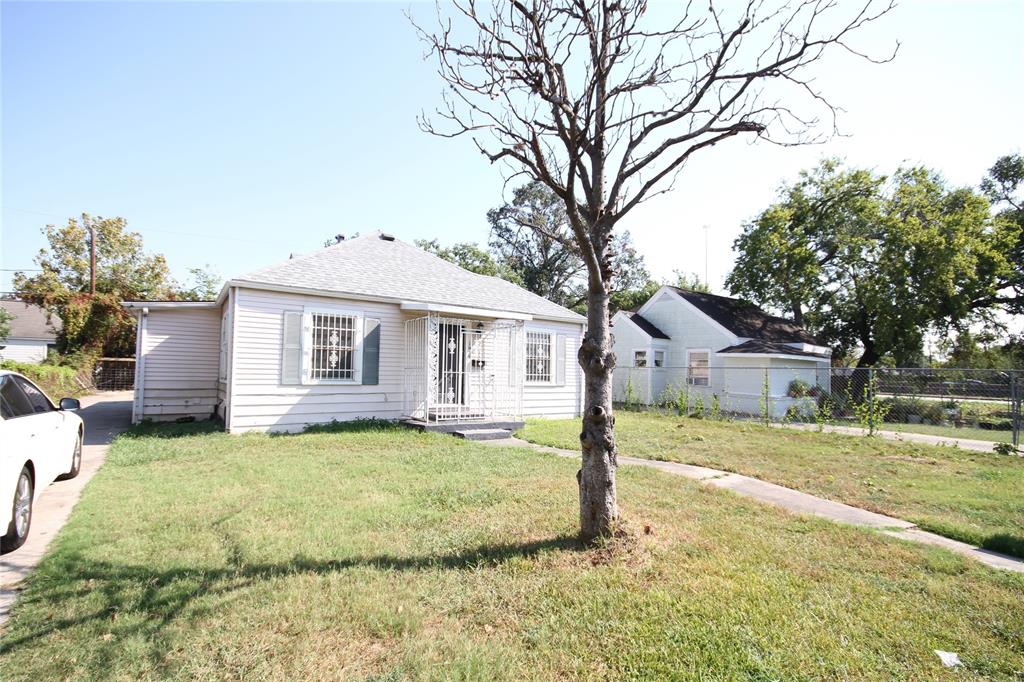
[0,301,60,364]
[611,286,831,417]
[123,232,586,434]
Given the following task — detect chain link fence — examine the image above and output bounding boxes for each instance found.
[614,365,1022,448]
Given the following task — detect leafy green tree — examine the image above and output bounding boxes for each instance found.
[939,330,1022,370]
[672,271,711,293]
[177,266,223,301]
[487,181,651,311]
[981,154,1023,316]
[728,160,1015,366]
[0,308,11,343]
[14,214,176,358]
[414,239,514,280]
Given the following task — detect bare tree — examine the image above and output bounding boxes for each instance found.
[413,0,896,542]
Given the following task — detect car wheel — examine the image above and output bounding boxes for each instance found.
[1,466,34,553]
[57,432,83,481]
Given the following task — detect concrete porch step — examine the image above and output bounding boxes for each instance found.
[453,428,514,441]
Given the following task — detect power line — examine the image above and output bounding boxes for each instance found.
[4,206,297,247]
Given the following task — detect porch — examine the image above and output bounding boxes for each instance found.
[402,312,526,426]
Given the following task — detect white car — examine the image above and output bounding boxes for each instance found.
[0,370,84,553]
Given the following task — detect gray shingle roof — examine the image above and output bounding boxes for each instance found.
[0,301,61,341]
[717,340,828,359]
[671,287,820,345]
[627,313,670,339]
[234,232,584,323]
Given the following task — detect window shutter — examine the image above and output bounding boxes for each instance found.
[555,333,566,386]
[281,311,303,385]
[362,318,380,385]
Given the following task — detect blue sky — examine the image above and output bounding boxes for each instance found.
[2,0,1022,296]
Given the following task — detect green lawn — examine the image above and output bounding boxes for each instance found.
[520,412,1024,559]
[869,420,1013,443]
[1,422,1023,679]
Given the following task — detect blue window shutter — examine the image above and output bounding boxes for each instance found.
[362,318,380,385]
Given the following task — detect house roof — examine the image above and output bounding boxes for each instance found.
[0,301,61,341]
[626,312,670,339]
[717,339,829,359]
[670,287,819,344]
[233,232,585,323]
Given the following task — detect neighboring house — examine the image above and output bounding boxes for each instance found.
[0,301,60,364]
[611,287,831,417]
[123,232,585,433]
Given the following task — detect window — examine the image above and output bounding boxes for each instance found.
[633,350,647,368]
[653,350,665,368]
[687,350,710,386]
[14,377,53,413]
[1,378,35,418]
[526,332,552,382]
[310,313,356,381]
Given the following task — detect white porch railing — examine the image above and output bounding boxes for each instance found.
[403,314,523,422]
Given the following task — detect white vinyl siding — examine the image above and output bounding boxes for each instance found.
[522,321,583,419]
[0,338,51,363]
[136,308,221,422]
[228,288,405,433]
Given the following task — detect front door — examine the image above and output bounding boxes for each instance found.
[437,323,465,407]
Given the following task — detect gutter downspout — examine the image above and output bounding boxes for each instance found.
[226,286,239,433]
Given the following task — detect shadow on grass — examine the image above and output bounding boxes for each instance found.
[1,534,582,657]
[981,533,1024,560]
[118,418,415,441]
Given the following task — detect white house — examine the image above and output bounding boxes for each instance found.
[123,232,585,435]
[611,286,831,417]
[0,301,60,364]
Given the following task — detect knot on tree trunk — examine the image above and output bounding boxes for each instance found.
[578,335,615,372]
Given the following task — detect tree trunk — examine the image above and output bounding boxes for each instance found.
[577,284,618,542]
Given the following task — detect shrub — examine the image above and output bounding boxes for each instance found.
[691,394,705,419]
[1,359,87,399]
[786,379,813,398]
[993,442,1020,456]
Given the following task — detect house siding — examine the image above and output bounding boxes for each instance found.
[0,338,51,364]
[227,288,584,432]
[613,290,736,403]
[610,313,656,404]
[227,288,408,433]
[136,308,221,422]
[522,320,584,419]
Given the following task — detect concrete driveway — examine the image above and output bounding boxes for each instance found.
[0,391,133,626]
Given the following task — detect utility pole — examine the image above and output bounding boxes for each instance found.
[89,223,97,295]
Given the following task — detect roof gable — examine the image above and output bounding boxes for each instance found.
[669,287,819,345]
[233,232,584,323]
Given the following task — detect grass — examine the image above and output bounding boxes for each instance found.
[1,421,1023,680]
[870,420,1013,443]
[520,411,1024,559]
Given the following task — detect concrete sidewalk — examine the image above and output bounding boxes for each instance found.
[484,437,1024,573]
[0,391,133,627]
[770,421,1011,454]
